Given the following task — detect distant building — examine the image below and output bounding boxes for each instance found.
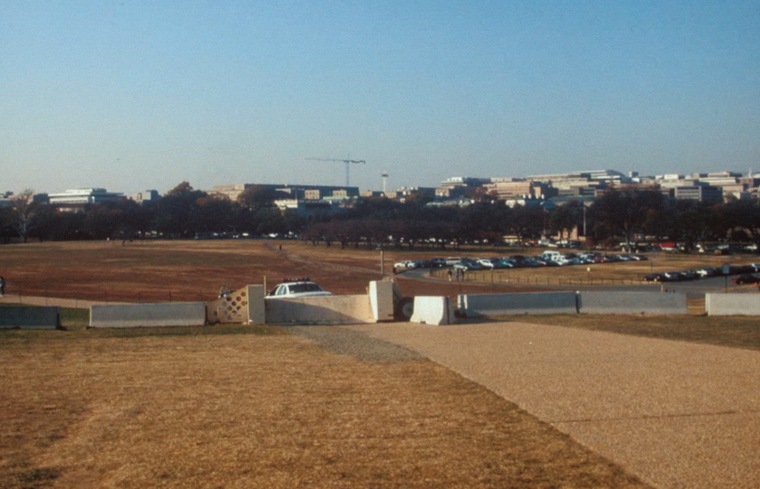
[132,190,160,205]
[395,186,436,202]
[484,179,556,200]
[273,198,332,216]
[436,177,490,198]
[674,185,723,204]
[210,183,359,202]
[210,183,254,201]
[483,179,533,200]
[48,188,125,211]
[529,169,630,188]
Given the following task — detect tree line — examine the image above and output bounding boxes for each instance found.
[2,181,760,251]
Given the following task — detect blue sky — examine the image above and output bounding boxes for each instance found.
[2,0,759,195]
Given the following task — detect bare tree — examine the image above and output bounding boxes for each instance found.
[11,189,36,243]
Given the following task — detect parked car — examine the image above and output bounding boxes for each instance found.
[453,259,484,271]
[266,280,332,298]
[695,267,719,278]
[393,260,418,272]
[660,271,685,282]
[540,250,563,264]
[731,274,760,285]
[644,272,665,282]
[493,258,515,269]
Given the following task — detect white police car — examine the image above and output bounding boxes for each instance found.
[266,278,332,298]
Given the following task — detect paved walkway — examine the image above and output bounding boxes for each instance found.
[348,322,760,489]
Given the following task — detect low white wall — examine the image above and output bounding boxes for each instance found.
[246,285,266,324]
[579,291,687,315]
[265,294,373,325]
[705,293,760,316]
[410,296,455,325]
[90,303,206,328]
[369,281,395,322]
[458,292,578,317]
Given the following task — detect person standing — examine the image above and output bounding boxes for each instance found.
[0,276,5,296]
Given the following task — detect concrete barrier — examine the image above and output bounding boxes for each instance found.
[458,292,578,317]
[207,285,266,325]
[410,296,456,325]
[705,293,760,316]
[369,281,395,322]
[90,303,206,328]
[206,281,393,326]
[265,294,373,325]
[579,291,688,315]
[0,306,59,329]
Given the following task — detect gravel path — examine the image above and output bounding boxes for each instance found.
[337,321,760,489]
[286,326,423,362]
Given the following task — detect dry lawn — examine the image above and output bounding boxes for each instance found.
[0,240,519,302]
[2,240,757,488]
[0,328,651,489]
[4,240,755,302]
[503,314,760,352]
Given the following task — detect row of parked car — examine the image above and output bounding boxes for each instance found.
[643,264,760,283]
[394,252,648,273]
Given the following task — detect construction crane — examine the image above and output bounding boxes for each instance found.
[305,157,366,187]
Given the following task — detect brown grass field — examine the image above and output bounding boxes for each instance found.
[1,327,653,489]
[1,240,759,487]
[0,240,526,302]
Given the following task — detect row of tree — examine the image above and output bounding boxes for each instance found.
[2,182,760,251]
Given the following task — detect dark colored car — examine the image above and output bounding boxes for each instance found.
[731,274,760,285]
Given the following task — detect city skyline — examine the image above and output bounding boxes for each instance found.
[2,1,759,195]
[9,165,756,199]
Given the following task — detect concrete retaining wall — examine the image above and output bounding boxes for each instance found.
[458,292,578,317]
[247,285,266,324]
[265,294,373,325]
[705,293,760,316]
[0,306,59,329]
[458,291,689,317]
[579,291,688,315]
[90,303,207,328]
[369,281,395,322]
[410,296,456,325]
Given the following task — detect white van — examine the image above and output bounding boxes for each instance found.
[540,250,562,263]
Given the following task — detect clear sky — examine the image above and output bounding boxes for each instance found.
[2,0,759,195]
